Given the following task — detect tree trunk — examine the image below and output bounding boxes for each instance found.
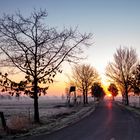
[83,92,86,104]
[125,91,129,105]
[124,85,129,105]
[74,91,77,104]
[67,92,71,106]
[34,79,40,123]
[85,90,88,104]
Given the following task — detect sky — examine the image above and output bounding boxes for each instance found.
[0,0,140,96]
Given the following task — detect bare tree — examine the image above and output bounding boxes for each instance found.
[106,47,138,105]
[72,64,100,104]
[0,9,92,122]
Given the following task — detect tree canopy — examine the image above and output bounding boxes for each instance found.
[108,83,118,99]
[91,82,105,99]
[71,64,100,104]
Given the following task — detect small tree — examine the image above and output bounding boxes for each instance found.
[91,82,105,100]
[108,83,118,100]
[0,9,92,122]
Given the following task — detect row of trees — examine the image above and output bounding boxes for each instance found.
[71,64,100,104]
[106,47,140,105]
[68,48,140,106]
[66,47,140,105]
[67,47,140,106]
[66,64,105,104]
[0,9,92,123]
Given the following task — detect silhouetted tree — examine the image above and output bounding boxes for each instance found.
[0,9,92,122]
[91,82,105,100]
[108,83,118,100]
[72,64,100,104]
[106,47,138,105]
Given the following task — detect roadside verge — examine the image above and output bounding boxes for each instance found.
[115,101,140,116]
[3,101,98,140]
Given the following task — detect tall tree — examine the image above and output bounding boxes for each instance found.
[72,64,99,104]
[108,83,118,100]
[0,9,92,122]
[106,47,138,105]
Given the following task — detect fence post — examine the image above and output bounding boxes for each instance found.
[139,95,140,107]
[0,112,7,130]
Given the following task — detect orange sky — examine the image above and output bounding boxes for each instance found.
[0,66,124,97]
[0,63,121,97]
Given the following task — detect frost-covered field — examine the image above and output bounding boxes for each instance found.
[0,93,94,126]
[115,95,140,107]
[0,93,95,139]
[0,94,76,132]
[0,94,69,121]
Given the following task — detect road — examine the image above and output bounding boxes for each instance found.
[26,100,140,140]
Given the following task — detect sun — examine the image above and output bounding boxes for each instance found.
[107,93,112,97]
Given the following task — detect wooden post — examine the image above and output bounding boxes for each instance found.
[0,112,7,130]
[139,94,140,107]
[74,91,77,104]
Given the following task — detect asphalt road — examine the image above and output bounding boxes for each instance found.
[26,100,140,140]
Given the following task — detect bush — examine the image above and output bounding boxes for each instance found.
[7,115,31,131]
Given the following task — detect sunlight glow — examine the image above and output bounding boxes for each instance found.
[107,93,112,97]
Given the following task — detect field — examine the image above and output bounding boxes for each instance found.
[0,95,67,120]
[115,95,140,107]
[0,93,95,139]
[0,94,74,128]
